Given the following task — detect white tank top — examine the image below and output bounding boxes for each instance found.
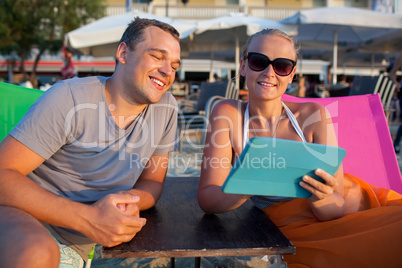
[243,101,306,209]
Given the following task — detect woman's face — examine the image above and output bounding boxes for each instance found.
[240,34,297,101]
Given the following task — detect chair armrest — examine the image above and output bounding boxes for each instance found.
[178,99,197,113]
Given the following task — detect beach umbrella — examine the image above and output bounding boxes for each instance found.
[281,7,402,84]
[183,13,297,88]
[359,29,402,54]
[65,10,196,57]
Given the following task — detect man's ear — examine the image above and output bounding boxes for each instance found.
[115,42,128,64]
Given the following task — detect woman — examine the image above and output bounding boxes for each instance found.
[198,29,402,267]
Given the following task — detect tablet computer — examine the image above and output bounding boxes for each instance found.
[221,137,346,198]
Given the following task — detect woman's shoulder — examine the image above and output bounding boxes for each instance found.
[209,99,246,129]
[284,100,335,141]
[284,100,333,130]
[284,100,328,117]
[213,99,245,114]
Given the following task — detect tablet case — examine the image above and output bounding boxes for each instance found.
[221,137,346,198]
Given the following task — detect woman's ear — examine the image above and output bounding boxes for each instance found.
[115,42,128,64]
[240,58,246,76]
[288,67,297,84]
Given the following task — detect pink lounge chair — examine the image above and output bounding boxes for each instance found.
[282,93,402,194]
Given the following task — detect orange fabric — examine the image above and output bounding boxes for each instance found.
[263,173,402,268]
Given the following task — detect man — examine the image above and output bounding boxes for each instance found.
[389,55,402,89]
[0,17,181,267]
[61,47,76,80]
[390,55,402,152]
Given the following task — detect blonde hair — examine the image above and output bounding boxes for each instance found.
[241,28,300,62]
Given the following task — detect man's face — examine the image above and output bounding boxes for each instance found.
[117,26,181,105]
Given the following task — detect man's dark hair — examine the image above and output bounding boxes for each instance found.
[118,17,180,51]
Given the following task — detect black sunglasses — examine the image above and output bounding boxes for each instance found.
[246,52,296,76]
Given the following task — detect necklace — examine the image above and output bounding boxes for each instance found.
[250,107,285,138]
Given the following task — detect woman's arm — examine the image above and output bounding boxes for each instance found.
[198,100,250,214]
[299,103,346,221]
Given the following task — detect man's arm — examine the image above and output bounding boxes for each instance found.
[125,153,170,211]
[0,135,146,247]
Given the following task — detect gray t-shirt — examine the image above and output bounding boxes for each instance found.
[10,76,178,258]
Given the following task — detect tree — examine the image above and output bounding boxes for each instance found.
[0,0,106,84]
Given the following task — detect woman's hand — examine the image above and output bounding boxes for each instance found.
[300,168,338,201]
[300,168,345,221]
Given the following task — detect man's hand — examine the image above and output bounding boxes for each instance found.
[116,192,141,216]
[81,193,146,247]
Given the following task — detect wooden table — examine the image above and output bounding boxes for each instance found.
[102,177,295,266]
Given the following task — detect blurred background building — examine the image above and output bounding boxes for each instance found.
[0,0,401,88]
